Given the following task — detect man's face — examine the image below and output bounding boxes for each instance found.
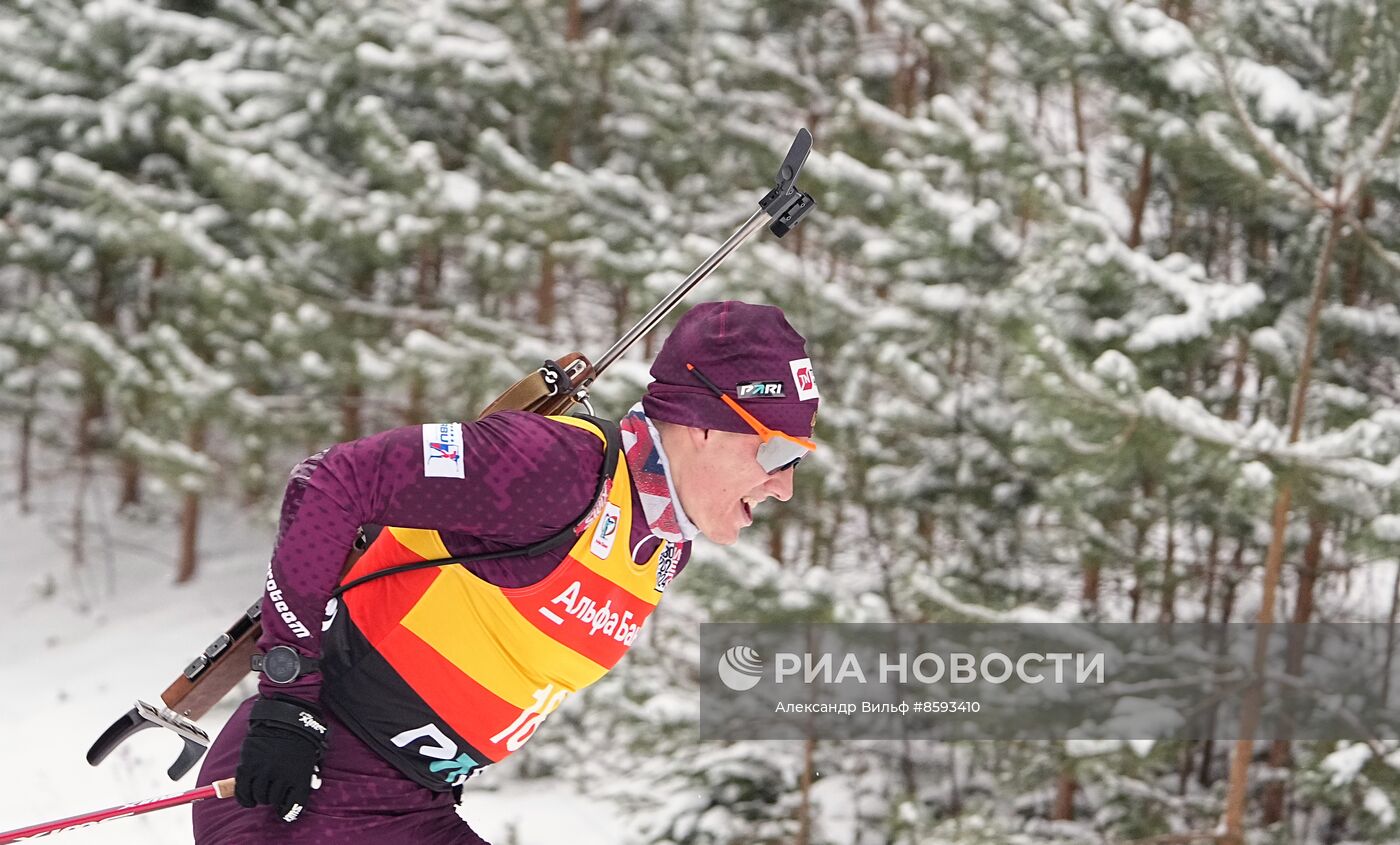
[664,427,796,545]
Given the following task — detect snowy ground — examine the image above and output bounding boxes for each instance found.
[0,476,622,844]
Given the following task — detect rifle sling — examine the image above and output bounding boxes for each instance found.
[329,415,621,598]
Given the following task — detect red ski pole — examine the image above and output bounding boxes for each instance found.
[0,778,235,842]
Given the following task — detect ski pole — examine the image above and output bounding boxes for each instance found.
[0,778,235,843]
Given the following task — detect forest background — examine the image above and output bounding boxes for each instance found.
[3,0,1400,843]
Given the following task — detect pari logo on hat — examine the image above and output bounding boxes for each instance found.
[736,381,785,399]
[789,358,819,401]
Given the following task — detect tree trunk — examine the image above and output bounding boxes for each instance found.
[1177,741,1195,796]
[174,420,208,584]
[60,255,102,572]
[1224,333,1251,423]
[341,377,363,440]
[539,4,582,332]
[1051,768,1076,820]
[1261,514,1326,825]
[1054,0,1091,194]
[1200,209,1220,276]
[1202,527,1221,624]
[406,243,440,424]
[1333,191,1371,361]
[1159,497,1177,623]
[1127,144,1154,248]
[1081,552,1101,617]
[1069,77,1089,198]
[550,0,582,165]
[118,387,144,508]
[70,464,91,570]
[861,0,880,32]
[947,744,962,815]
[537,248,557,330]
[118,256,164,508]
[795,735,816,845]
[1167,186,1183,252]
[1222,208,1345,845]
[1200,541,1247,786]
[17,392,33,514]
[917,510,937,554]
[1383,546,1400,708]
[769,511,785,562]
[612,281,630,347]
[340,270,374,439]
[78,256,117,457]
[891,31,912,116]
[1128,477,1154,622]
[118,452,142,508]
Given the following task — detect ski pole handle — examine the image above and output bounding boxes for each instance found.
[0,778,236,843]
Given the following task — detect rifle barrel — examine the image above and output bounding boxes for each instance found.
[591,207,769,379]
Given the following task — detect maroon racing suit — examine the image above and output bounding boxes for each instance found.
[192,411,689,844]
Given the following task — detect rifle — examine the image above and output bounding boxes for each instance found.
[86,128,817,781]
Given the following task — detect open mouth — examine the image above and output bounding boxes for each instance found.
[741,498,754,524]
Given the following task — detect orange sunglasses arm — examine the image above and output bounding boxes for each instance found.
[686,363,817,450]
[718,392,818,451]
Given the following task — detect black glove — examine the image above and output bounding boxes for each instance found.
[234,696,329,822]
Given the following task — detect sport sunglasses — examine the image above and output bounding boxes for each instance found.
[686,363,817,474]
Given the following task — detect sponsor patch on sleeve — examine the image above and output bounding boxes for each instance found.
[422,422,465,479]
[789,358,820,401]
[590,502,622,559]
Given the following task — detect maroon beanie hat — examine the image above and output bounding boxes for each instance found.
[643,301,819,438]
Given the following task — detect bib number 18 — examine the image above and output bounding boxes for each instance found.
[490,684,570,751]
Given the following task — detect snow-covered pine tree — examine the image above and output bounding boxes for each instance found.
[0,0,260,579]
[988,0,1400,838]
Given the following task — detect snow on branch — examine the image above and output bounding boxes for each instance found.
[60,319,151,387]
[118,428,218,480]
[47,151,238,270]
[146,324,237,404]
[1349,221,1400,295]
[1057,202,1264,350]
[1339,77,1400,206]
[1031,328,1138,417]
[1103,1,1214,97]
[804,150,896,197]
[1195,111,1263,179]
[1033,323,1400,488]
[1228,58,1338,132]
[82,0,239,46]
[1321,303,1400,340]
[1215,54,1333,209]
[1135,386,1399,488]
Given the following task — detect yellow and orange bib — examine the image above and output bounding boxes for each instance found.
[320,416,676,790]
